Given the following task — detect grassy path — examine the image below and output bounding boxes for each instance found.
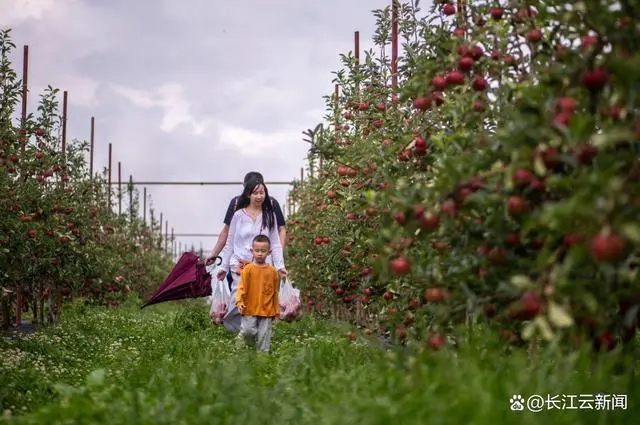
[1,299,638,424]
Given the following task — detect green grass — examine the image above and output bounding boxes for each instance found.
[0,298,638,424]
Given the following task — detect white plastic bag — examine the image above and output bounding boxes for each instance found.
[279,278,302,321]
[209,278,231,325]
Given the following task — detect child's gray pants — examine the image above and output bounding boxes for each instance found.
[237,315,273,352]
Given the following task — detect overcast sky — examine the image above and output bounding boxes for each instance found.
[2,0,396,260]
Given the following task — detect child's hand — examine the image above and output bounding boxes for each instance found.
[278,268,288,278]
[238,304,246,314]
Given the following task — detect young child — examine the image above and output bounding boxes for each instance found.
[235,234,282,352]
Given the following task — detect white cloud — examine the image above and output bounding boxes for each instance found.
[112,83,211,135]
[217,125,300,157]
[0,0,62,25]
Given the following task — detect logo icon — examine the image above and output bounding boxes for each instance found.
[510,394,525,411]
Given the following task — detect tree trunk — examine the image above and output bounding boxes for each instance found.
[32,289,39,325]
[1,298,11,330]
[38,284,45,327]
[15,286,23,326]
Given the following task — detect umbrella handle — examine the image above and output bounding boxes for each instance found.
[203,256,222,267]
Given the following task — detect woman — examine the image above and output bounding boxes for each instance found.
[217,177,287,333]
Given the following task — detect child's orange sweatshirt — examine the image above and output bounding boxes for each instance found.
[236,263,280,317]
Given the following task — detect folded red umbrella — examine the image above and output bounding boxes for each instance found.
[141,252,221,308]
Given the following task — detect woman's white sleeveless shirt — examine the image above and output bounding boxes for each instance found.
[219,209,285,272]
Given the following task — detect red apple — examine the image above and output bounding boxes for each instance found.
[432,75,447,90]
[446,70,465,85]
[441,199,456,217]
[392,211,406,225]
[513,169,534,187]
[582,67,609,91]
[428,333,446,350]
[507,196,528,215]
[487,247,507,264]
[472,76,488,91]
[557,97,577,113]
[424,287,449,302]
[574,143,597,164]
[390,257,411,275]
[442,3,455,15]
[458,57,474,71]
[527,28,543,43]
[420,213,440,231]
[589,231,626,262]
[413,96,432,111]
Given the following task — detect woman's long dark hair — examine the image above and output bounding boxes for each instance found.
[236,176,275,232]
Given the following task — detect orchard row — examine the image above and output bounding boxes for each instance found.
[286,1,640,352]
[0,30,173,328]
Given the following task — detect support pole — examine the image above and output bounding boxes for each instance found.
[89,117,95,177]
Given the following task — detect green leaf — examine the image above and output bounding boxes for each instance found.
[364,190,377,202]
[591,130,636,149]
[533,156,546,177]
[547,301,574,328]
[534,316,555,341]
[510,275,533,289]
[620,223,640,245]
[521,321,536,340]
[503,167,514,191]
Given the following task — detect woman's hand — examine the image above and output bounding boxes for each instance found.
[278,268,288,278]
[233,259,251,274]
[216,270,227,281]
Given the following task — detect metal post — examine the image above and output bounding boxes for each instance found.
[159,212,163,249]
[106,180,292,186]
[164,220,168,254]
[20,45,29,154]
[149,209,154,247]
[354,31,360,64]
[128,174,134,221]
[392,0,399,90]
[143,187,147,225]
[118,162,122,215]
[334,84,339,127]
[16,45,29,325]
[89,117,95,177]
[107,143,112,211]
[62,91,68,160]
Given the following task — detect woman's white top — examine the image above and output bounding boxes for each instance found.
[220,208,285,272]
